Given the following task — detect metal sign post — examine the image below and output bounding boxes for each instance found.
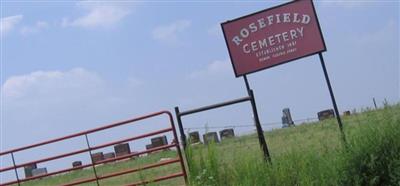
[243,75,271,162]
[318,53,346,143]
[221,0,347,145]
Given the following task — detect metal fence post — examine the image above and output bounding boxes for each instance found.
[85,134,100,186]
[11,152,21,186]
[174,107,187,150]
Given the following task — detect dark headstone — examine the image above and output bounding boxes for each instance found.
[104,152,116,162]
[146,144,153,150]
[282,116,289,128]
[24,163,37,178]
[318,109,335,121]
[219,129,235,140]
[145,144,153,154]
[151,136,168,148]
[203,132,219,144]
[189,131,201,144]
[72,161,82,168]
[31,168,47,177]
[282,108,295,128]
[114,143,131,157]
[91,152,104,163]
[343,111,351,116]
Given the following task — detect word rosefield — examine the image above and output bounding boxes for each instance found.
[222,0,326,77]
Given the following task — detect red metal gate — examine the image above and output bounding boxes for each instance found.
[0,111,187,186]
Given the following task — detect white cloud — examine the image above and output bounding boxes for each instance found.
[62,1,131,28]
[152,20,191,45]
[1,15,23,36]
[189,59,232,79]
[2,68,103,100]
[1,68,141,156]
[20,21,49,36]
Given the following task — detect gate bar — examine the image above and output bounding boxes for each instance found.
[126,172,185,186]
[166,111,188,183]
[61,158,181,186]
[179,96,251,116]
[1,144,180,186]
[0,128,173,173]
[1,111,187,186]
[0,111,171,156]
[175,96,251,150]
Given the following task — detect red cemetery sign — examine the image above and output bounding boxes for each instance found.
[221,0,326,77]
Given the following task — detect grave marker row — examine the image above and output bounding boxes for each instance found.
[73,137,173,168]
[31,168,47,177]
[23,164,47,178]
[188,129,235,145]
[23,163,37,178]
[318,109,335,121]
[146,135,169,153]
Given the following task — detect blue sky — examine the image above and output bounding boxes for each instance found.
[0,0,399,182]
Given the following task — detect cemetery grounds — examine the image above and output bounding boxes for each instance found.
[18,103,400,186]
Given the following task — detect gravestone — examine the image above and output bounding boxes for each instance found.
[203,132,219,144]
[343,111,351,116]
[189,131,201,144]
[318,109,335,120]
[282,115,289,128]
[318,109,335,121]
[219,129,235,140]
[24,163,37,178]
[91,152,104,164]
[103,152,116,162]
[114,143,131,157]
[146,144,153,150]
[149,136,169,153]
[151,135,168,148]
[145,144,153,154]
[72,161,82,168]
[31,168,47,177]
[282,108,295,128]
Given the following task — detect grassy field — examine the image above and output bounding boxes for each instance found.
[19,104,400,185]
[187,104,400,186]
[19,150,184,186]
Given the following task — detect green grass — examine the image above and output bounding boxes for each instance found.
[18,104,400,185]
[20,151,184,186]
[187,104,400,186]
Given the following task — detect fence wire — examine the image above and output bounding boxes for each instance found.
[183,117,319,130]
